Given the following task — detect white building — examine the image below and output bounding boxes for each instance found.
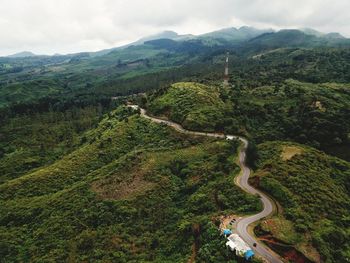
[226,234,254,260]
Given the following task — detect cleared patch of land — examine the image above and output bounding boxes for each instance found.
[92,169,155,200]
[281,146,303,161]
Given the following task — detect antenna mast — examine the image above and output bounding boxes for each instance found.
[223,52,229,86]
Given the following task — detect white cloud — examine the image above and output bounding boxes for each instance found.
[0,0,349,56]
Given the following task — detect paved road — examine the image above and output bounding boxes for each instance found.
[130,105,283,263]
[235,140,283,263]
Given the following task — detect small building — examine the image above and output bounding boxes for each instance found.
[223,229,232,236]
[244,250,255,260]
[226,234,254,260]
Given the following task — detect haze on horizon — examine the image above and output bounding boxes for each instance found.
[1,0,349,56]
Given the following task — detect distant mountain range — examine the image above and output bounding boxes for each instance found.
[300,28,345,39]
[5,26,349,58]
[199,26,274,42]
[7,51,37,58]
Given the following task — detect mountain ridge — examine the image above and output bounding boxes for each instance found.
[5,26,349,58]
[7,51,37,58]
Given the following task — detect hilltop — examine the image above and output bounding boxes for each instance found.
[148,82,231,132]
[7,51,37,58]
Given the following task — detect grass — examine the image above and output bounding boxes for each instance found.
[280,146,304,161]
[260,216,300,244]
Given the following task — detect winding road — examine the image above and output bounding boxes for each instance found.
[130,105,283,263]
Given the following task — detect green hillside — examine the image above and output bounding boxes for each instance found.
[228,79,350,161]
[146,79,350,161]
[148,82,231,132]
[0,26,349,263]
[252,141,350,262]
[0,105,104,183]
[0,106,260,262]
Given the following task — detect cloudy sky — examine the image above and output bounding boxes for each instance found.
[0,0,349,56]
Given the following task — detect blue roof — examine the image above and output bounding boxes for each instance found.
[245,250,255,260]
[223,229,232,235]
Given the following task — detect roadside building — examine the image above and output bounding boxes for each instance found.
[226,234,254,260]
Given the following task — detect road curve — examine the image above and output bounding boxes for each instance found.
[130,105,282,263]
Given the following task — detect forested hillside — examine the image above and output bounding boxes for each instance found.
[253,142,350,262]
[1,30,349,108]
[146,79,350,161]
[148,82,231,132]
[0,106,261,262]
[0,27,349,263]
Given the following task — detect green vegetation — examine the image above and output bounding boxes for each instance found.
[146,78,350,161]
[253,141,350,262]
[0,105,104,183]
[229,79,350,161]
[148,82,231,131]
[0,107,260,262]
[145,76,350,261]
[0,27,349,262]
[2,30,349,109]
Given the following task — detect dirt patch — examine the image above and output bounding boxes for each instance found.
[92,170,155,200]
[295,234,321,263]
[313,101,326,112]
[260,217,299,245]
[248,175,261,188]
[219,215,239,231]
[262,239,315,263]
[256,220,320,263]
[281,146,303,161]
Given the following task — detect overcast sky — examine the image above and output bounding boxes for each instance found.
[0,0,349,56]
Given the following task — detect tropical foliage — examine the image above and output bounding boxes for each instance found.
[253,142,350,262]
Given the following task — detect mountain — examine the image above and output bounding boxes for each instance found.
[242,29,350,54]
[135,30,194,44]
[7,51,37,58]
[95,26,349,57]
[92,27,274,57]
[301,28,345,39]
[91,31,194,57]
[5,27,349,59]
[199,26,274,43]
[200,26,274,40]
[300,27,324,37]
[324,32,346,39]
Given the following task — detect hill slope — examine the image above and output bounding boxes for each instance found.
[252,141,350,262]
[0,106,260,262]
[148,82,232,132]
